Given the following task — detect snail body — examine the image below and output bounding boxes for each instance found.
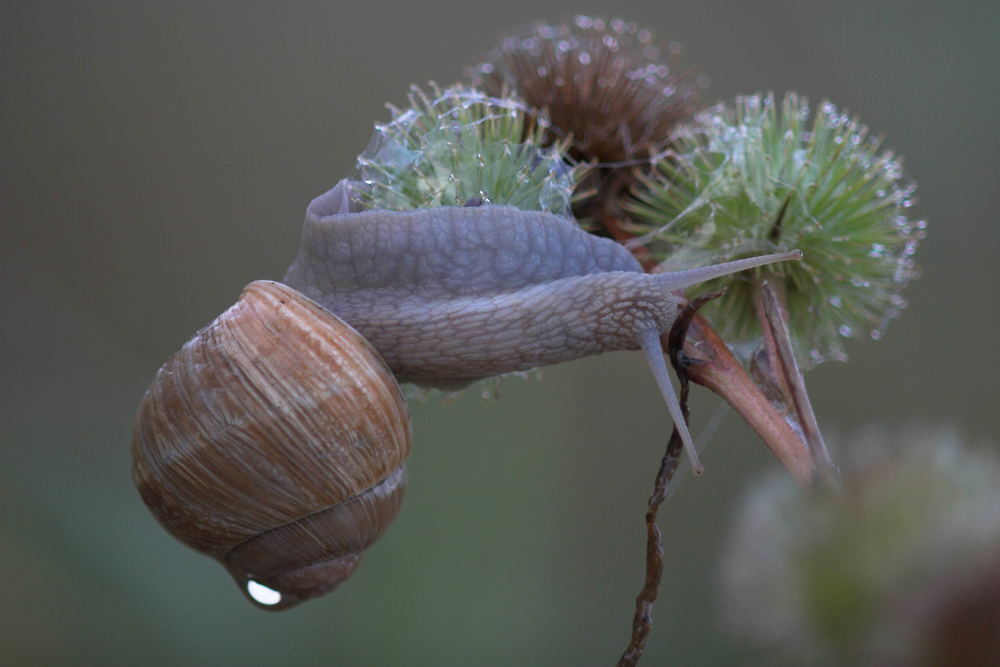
[285,179,802,470]
[132,184,800,611]
[132,281,411,610]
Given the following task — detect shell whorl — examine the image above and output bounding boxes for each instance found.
[131,281,411,609]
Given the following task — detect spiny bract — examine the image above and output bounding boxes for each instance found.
[467,15,705,164]
[350,84,581,217]
[627,92,924,367]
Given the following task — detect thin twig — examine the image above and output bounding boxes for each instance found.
[616,291,722,667]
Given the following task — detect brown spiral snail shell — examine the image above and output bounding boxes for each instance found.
[131,280,411,610]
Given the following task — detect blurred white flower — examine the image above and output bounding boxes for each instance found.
[721,425,1000,666]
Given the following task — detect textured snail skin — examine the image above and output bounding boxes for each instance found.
[131,281,411,610]
[284,179,801,471]
[287,180,668,380]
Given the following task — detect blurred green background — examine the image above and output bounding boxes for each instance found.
[2,2,997,665]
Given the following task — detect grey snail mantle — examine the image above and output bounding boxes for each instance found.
[284,179,803,472]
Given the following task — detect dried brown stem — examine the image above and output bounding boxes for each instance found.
[682,313,815,486]
[616,292,720,667]
[606,213,820,666]
[760,282,838,486]
[752,277,792,399]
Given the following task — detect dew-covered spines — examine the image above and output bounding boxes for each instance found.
[350,84,581,217]
[626,92,925,367]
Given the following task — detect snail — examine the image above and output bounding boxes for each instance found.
[132,181,800,612]
[131,280,411,611]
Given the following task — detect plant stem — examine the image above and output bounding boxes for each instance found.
[682,312,815,486]
[760,282,839,487]
[617,292,717,667]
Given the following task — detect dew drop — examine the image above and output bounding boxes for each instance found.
[247,581,281,606]
[838,324,854,338]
